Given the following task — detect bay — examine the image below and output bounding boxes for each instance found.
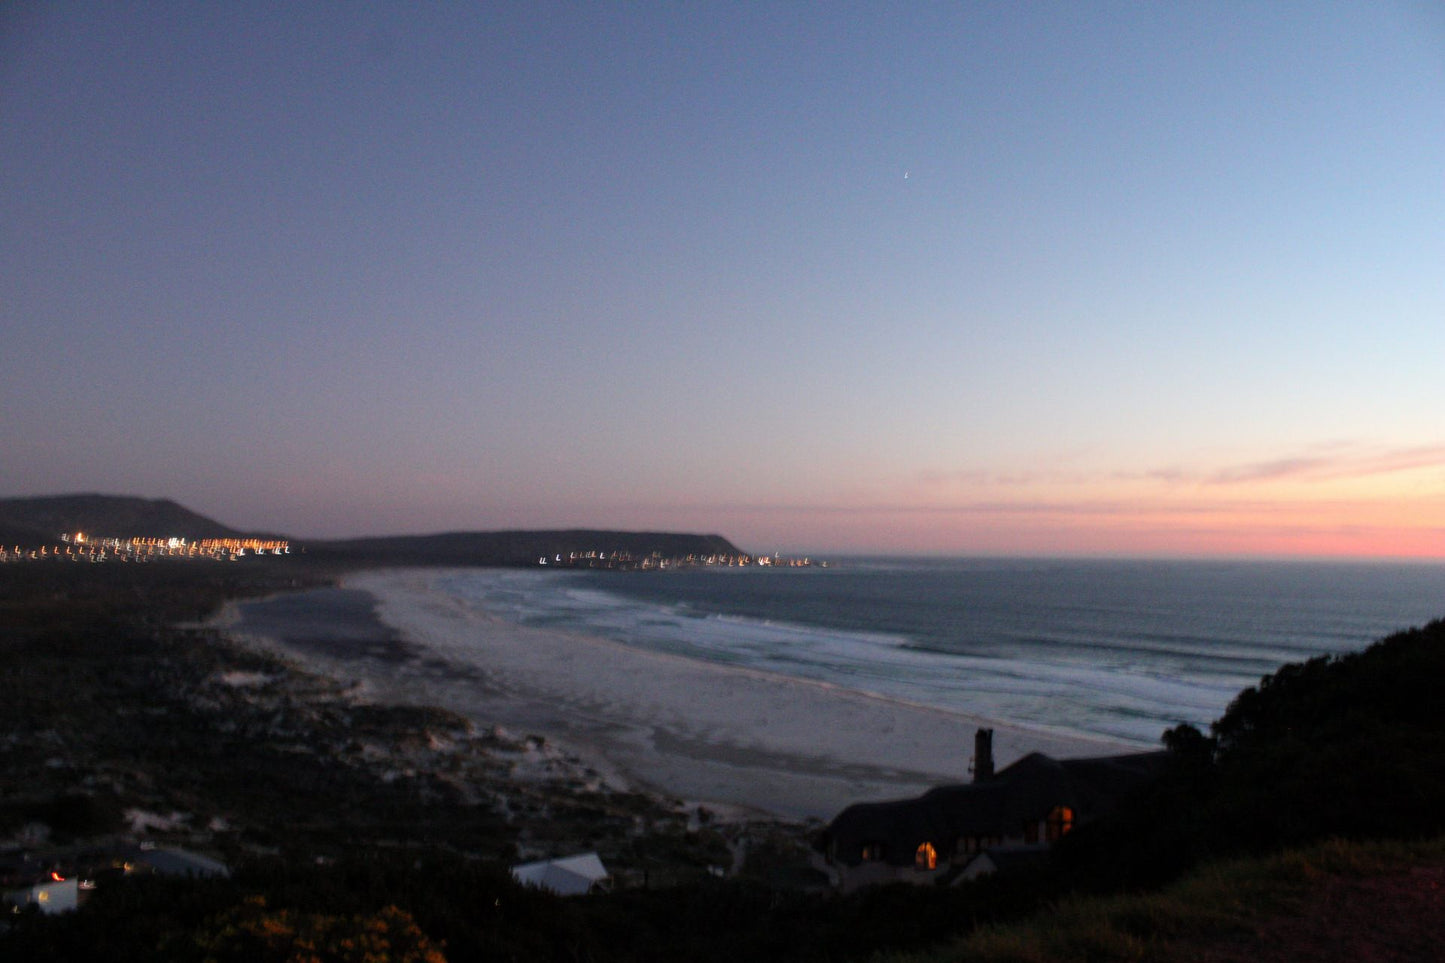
[425,558,1445,747]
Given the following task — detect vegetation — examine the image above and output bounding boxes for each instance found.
[888,835,1445,963]
[1050,618,1445,891]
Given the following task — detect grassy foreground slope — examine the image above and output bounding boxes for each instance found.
[889,835,1445,963]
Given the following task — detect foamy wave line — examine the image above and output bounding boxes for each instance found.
[349,568,1229,746]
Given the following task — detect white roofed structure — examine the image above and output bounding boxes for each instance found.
[510,852,610,896]
[127,847,231,878]
[3,877,78,915]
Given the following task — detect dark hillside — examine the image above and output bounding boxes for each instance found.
[1204,617,1445,848]
[1055,617,1445,888]
[0,520,51,547]
[310,529,744,566]
[0,494,249,541]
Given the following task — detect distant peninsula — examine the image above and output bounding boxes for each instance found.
[308,530,751,568]
[0,493,796,569]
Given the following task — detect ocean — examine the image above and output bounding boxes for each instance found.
[416,557,1445,748]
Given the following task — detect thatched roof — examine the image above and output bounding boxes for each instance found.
[819,750,1168,868]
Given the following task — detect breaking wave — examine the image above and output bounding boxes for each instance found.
[385,559,1445,746]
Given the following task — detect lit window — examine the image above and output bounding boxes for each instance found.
[914,841,937,871]
[1046,805,1075,842]
[861,843,884,861]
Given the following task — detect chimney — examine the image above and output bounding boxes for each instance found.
[972,727,995,782]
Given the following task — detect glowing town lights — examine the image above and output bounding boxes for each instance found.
[2,534,291,564]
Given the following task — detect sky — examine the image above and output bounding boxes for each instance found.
[3,3,1444,557]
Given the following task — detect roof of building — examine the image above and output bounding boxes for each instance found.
[127,847,231,879]
[819,750,1169,868]
[511,852,610,896]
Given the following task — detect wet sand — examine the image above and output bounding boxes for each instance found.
[216,569,1127,820]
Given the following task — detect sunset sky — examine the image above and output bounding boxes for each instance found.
[3,3,1443,557]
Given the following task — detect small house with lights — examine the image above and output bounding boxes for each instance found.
[816,729,1168,892]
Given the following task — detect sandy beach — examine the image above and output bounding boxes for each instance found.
[218,568,1126,820]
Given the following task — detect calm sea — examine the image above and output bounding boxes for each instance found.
[421,558,1445,747]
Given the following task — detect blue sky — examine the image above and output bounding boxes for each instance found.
[3,3,1443,555]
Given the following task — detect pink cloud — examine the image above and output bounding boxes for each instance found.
[1205,444,1445,485]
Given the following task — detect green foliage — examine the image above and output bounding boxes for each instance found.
[190,897,447,963]
[1057,618,1445,892]
[1205,619,1445,849]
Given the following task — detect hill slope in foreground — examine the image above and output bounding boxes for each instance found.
[913,836,1445,963]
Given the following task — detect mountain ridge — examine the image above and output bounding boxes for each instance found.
[0,494,249,543]
[308,529,744,566]
[0,494,746,563]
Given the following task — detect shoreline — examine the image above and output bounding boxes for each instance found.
[216,567,1129,820]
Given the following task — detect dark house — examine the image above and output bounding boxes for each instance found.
[816,729,1167,891]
